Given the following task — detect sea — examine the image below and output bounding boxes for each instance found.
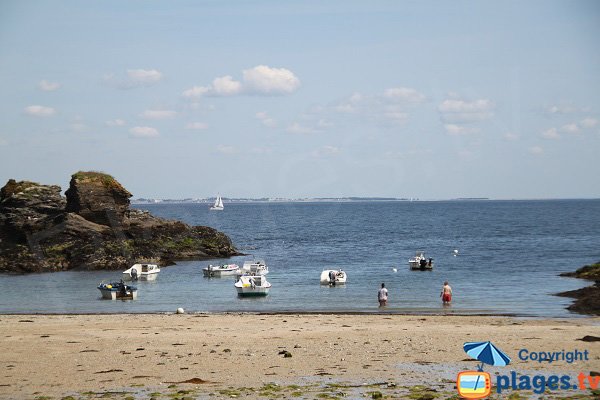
[1,200,599,317]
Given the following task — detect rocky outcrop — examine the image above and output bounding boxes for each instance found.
[557,262,600,316]
[0,172,240,273]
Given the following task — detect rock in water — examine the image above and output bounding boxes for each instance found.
[176,308,185,314]
[0,171,240,273]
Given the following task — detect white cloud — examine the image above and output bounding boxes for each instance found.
[211,75,242,96]
[242,65,300,95]
[438,98,494,122]
[127,69,162,85]
[129,126,159,138]
[140,110,177,120]
[182,86,210,99]
[185,122,208,130]
[545,104,577,115]
[106,119,126,127]
[383,87,425,103]
[541,128,560,139]
[38,80,61,91]
[256,111,277,128]
[504,132,519,141]
[24,105,56,117]
[444,124,478,135]
[287,122,318,134]
[561,123,579,134]
[182,65,300,98]
[580,117,598,128]
[216,144,237,154]
[105,69,163,89]
[529,146,544,155]
[312,145,340,158]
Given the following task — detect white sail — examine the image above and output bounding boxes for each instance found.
[210,195,224,210]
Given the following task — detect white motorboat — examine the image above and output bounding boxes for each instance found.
[203,263,240,277]
[122,263,160,281]
[234,275,271,296]
[409,251,433,270]
[320,269,347,285]
[98,281,138,300]
[235,260,268,276]
[210,195,224,211]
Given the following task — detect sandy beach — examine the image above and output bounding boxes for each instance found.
[0,313,598,399]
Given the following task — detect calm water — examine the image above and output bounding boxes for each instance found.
[1,200,599,317]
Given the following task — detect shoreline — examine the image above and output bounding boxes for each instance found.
[1,313,598,399]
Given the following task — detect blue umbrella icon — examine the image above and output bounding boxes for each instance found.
[463,341,511,393]
[464,341,511,370]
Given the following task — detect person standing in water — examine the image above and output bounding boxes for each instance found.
[378,283,388,307]
[440,281,452,304]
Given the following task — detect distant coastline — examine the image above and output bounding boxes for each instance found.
[132,197,492,204]
[130,197,600,205]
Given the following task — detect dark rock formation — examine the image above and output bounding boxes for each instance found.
[0,171,239,273]
[65,172,131,226]
[556,262,600,316]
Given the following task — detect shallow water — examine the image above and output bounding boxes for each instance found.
[1,200,599,316]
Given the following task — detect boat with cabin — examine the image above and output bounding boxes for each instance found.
[409,251,433,270]
[234,275,271,296]
[122,263,160,281]
[235,260,268,276]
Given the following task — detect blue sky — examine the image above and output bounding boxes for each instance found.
[0,0,599,199]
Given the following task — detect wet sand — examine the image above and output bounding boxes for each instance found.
[0,313,598,399]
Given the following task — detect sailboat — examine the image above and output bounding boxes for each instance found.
[210,195,224,211]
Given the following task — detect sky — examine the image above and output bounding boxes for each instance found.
[0,0,599,199]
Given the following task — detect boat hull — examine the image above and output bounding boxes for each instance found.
[235,287,270,296]
[122,272,159,281]
[409,261,433,270]
[122,264,160,281]
[97,286,138,300]
[234,275,271,296]
[203,265,240,277]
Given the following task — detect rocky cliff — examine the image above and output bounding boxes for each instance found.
[556,262,600,316]
[0,172,239,273]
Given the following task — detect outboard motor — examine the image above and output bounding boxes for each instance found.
[131,268,138,281]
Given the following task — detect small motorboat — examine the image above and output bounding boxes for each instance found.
[98,281,138,300]
[409,251,433,270]
[122,263,160,281]
[234,275,271,296]
[235,260,268,276]
[320,269,347,285]
[203,263,240,277]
